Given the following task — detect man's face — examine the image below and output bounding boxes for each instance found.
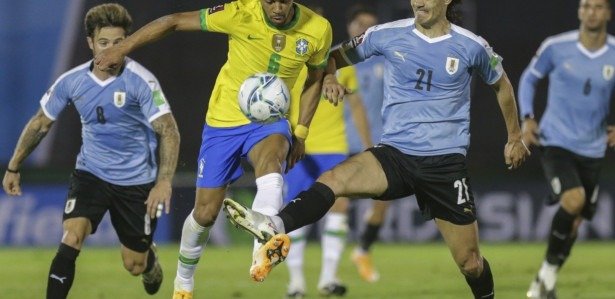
[579,0,611,32]
[87,26,126,57]
[410,0,449,27]
[347,12,378,37]
[261,0,294,26]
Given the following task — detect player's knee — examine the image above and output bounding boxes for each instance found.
[316,171,342,195]
[192,205,218,227]
[561,187,585,214]
[458,253,482,278]
[61,230,86,248]
[123,258,146,276]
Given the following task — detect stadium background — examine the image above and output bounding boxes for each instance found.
[1,0,615,248]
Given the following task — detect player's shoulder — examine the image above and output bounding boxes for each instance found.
[295,3,331,33]
[606,34,615,49]
[124,58,159,89]
[55,61,91,85]
[538,30,578,52]
[368,18,414,36]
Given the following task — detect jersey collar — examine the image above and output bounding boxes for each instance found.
[262,3,300,31]
[576,42,609,59]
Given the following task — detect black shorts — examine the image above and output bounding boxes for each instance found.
[540,146,603,220]
[367,145,476,225]
[63,170,157,252]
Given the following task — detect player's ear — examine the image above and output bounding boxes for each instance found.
[87,36,94,51]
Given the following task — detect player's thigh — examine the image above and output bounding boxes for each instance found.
[317,151,387,198]
[435,219,480,267]
[576,154,603,219]
[414,154,476,225]
[63,170,109,244]
[108,181,156,253]
[248,134,290,176]
[245,119,292,176]
[540,146,583,200]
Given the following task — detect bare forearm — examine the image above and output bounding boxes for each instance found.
[9,114,52,169]
[298,71,324,127]
[120,12,200,55]
[495,74,522,140]
[152,114,180,183]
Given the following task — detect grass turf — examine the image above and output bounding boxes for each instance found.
[1,242,613,298]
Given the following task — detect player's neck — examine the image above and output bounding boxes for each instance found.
[415,19,450,38]
[91,67,119,80]
[579,28,607,51]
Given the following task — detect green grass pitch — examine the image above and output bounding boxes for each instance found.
[1,242,613,298]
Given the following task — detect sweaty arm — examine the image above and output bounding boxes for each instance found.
[3,109,54,195]
[95,10,202,70]
[491,72,529,169]
[146,113,180,217]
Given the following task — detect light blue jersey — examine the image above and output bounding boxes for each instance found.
[344,56,385,154]
[40,58,171,185]
[347,19,503,156]
[518,30,615,158]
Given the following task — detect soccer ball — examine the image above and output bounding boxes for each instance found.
[238,73,290,123]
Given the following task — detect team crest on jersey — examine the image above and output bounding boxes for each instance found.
[65,198,76,214]
[603,65,614,80]
[446,57,459,75]
[296,38,309,56]
[114,91,126,108]
[272,34,286,52]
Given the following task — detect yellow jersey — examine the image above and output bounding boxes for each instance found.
[289,66,359,154]
[200,0,333,127]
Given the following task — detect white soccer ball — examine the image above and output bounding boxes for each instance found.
[238,73,290,123]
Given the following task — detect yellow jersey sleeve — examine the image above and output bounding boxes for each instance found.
[306,22,332,69]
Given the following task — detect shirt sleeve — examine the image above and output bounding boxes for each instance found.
[200,1,241,34]
[137,74,172,123]
[306,20,333,69]
[39,77,70,121]
[527,40,555,79]
[473,36,504,85]
[517,40,554,117]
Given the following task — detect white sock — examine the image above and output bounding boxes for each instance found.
[318,212,348,287]
[286,226,308,291]
[251,173,284,260]
[251,173,284,216]
[538,260,559,290]
[176,211,210,291]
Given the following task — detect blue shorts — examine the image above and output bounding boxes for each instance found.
[196,119,291,188]
[283,154,347,204]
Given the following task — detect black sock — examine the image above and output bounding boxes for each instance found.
[465,258,494,299]
[558,234,578,267]
[278,182,335,232]
[546,207,576,265]
[47,243,80,299]
[360,223,382,252]
[143,247,156,274]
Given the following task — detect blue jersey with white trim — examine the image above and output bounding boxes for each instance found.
[350,19,503,156]
[40,58,171,185]
[518,30,615,158]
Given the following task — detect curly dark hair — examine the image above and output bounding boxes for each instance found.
[84,3,132,37]
[446,0,462,25]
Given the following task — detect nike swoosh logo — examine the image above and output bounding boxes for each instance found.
[247,35,262,40]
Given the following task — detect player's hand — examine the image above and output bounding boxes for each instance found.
[94,45,126,72]
[286,136,305,173]
[504,136,530,170]
[145,180,172,219]
[322,74,351,106]
[521,118,540,147]
[2,171,22,196]
[608,125,615,148]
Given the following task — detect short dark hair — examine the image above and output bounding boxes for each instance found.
[446,0,462,25]
[84,3,132,38]
[345,4,377,26]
